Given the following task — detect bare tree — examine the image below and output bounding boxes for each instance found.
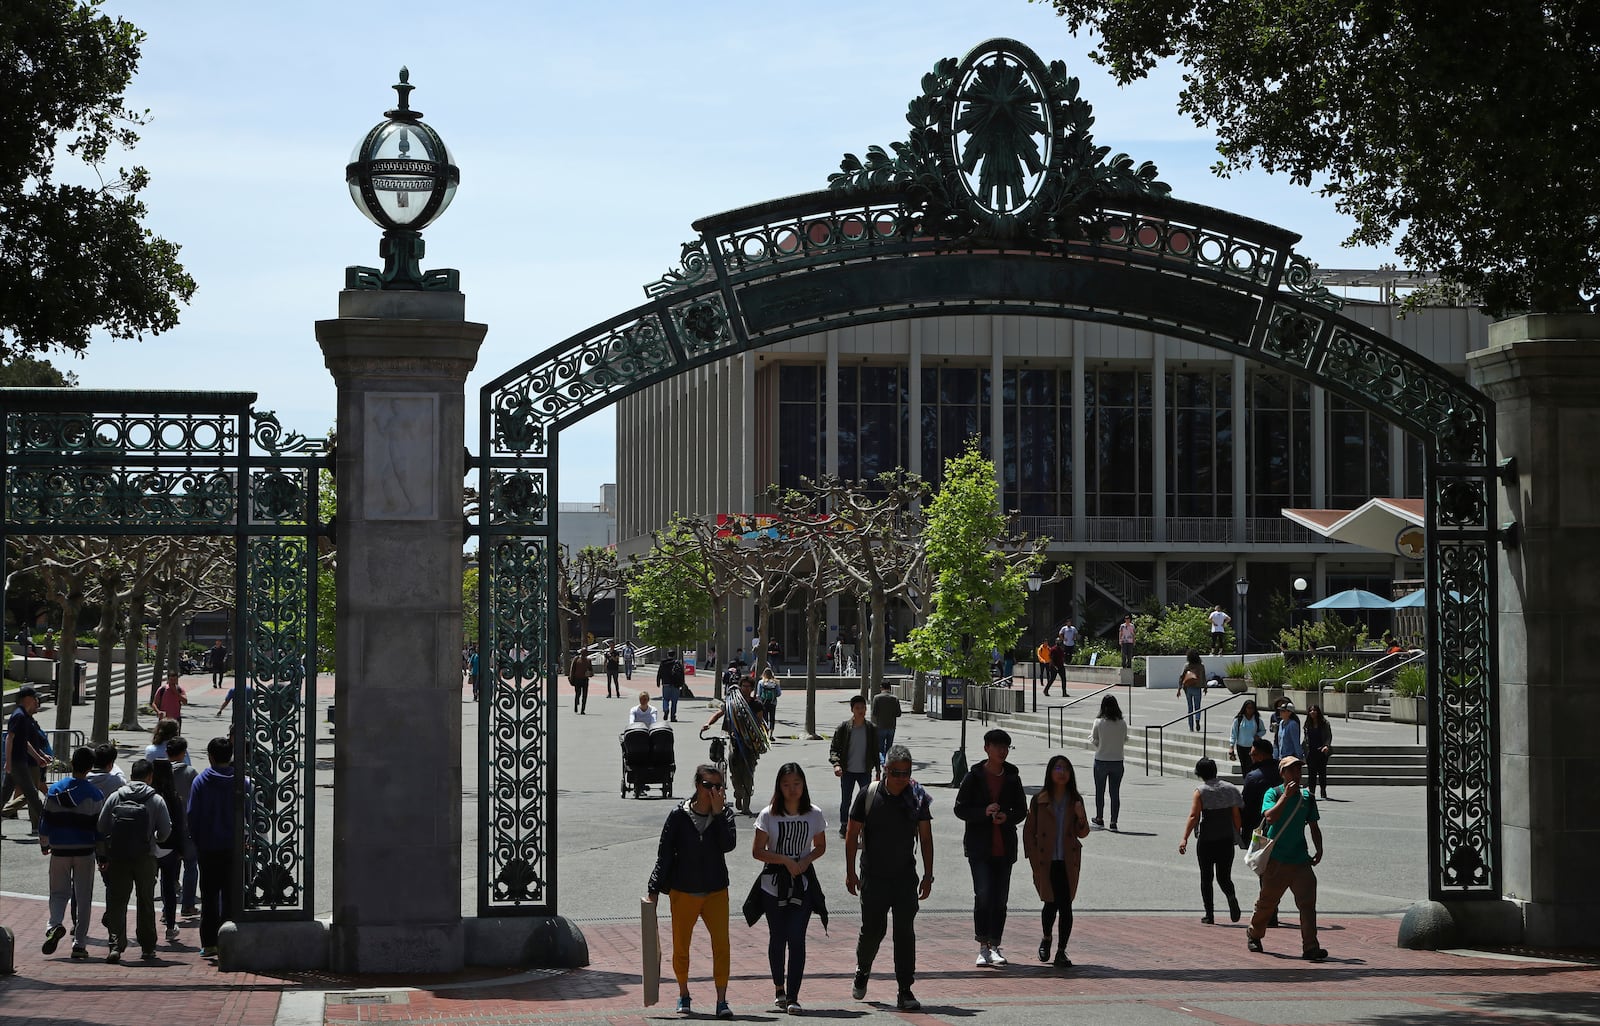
[556,545,621,661]
[646,516,745,665]
[760,506,850,737]
[86,537,165,741]
[19,537,101,732]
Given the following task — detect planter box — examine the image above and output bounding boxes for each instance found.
[1224,677,1249,694]
[1252,687,1284,708]
[1319,691,1352,717]
[1282,689,1315,711]
[1391,695,1428,724]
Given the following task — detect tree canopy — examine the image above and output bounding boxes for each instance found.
[1,0,194,359]
[1042,0,1600,316]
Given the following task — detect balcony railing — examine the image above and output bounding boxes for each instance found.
[1016,516,1322,547]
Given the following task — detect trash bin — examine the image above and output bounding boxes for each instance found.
[940,676,967,721]
[72,661,87,705]
[925,676,942,719]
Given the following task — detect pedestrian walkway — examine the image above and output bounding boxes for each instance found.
[2,897,1596,1025]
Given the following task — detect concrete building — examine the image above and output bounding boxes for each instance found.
[558,483,618,552]
[616,273,1488,658]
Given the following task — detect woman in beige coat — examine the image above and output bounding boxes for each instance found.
[1023,754,1091,967]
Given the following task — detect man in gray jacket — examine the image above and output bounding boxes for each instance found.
[96,758,172,962]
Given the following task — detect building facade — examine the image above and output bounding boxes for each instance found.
[616,281,1488,658]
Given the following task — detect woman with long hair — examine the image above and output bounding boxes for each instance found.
[1023,755,1090,967]
[647,762,738,1019]
[1303,705,1333,800]
[145,718,180,764]
[1177,757,1242,924]
[1230,700,1267,772]
[749,762,827,1014]
[1089,695,1127,831]
[1178,648,1206,730]
[1273,701,1304,762]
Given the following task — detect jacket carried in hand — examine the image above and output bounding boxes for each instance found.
[828,718,878,771]
[953,761,1029,862]
[647,799,738,896]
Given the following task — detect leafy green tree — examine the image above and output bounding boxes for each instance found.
[1140,604,1229,655]
[626,523,714,653]
[556,545,620,658]
[896,440,1044,686]
[1042,1,1600,315]
[0,356,76,386]
[1,0,195,358]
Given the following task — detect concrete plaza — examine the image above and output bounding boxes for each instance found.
[2,669,1596,1025]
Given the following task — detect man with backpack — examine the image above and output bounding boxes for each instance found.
[658,650,686,722]
[187,736,244,959]
[40,746,107,960]
[95,758,172,962]
[153,672,189,726]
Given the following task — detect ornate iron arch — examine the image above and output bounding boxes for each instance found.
[474,38,1499,915]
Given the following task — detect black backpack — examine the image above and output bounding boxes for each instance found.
[107,792,152,862]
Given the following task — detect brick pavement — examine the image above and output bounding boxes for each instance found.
[4,895,1597,1025]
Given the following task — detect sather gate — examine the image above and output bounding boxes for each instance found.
[474,38,1503,916]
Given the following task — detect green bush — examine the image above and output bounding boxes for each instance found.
[1075,640,1119,666]
[1223,660,1250,678]
[1287,657,1333,691]
[1140,604,1230,656]
[1394,664,1427,698]
[1326,657,1372,693]
[1246,655,1287,687]
[1275,611,1369,653]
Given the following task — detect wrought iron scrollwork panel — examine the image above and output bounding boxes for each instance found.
[5,467,238,528]
[481,536,550,910]
[487,467,549,527]
[6,410,238,457]
[241,536,313,915]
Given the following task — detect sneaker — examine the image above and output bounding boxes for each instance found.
[1303,946,1329,961]
[165,925,181,944]
[775,994,789,1011]
[1091,817,1104,828]
[786,1001,802,1015]
[42,924,66,955]
[106,947,121,964]
[1201,914,1215,924]
[1053,948,1072,968]
[200,945,218,958]
[976,944,992,966]
[141,947,156,961]
[1247,934,1264,953]
[675,994,691,1015]
[1037,937,1051,963]
[990,945,1007,966]
[896,991,921,1012]
[716,1000,733,1019]
[1228,896,1241,923]
[182,906,199,917]
[70,946,88,961]
[1109,822,1118,832]
[851,970,868,1000]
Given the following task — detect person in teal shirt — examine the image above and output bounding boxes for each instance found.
[1244,755,1326,961]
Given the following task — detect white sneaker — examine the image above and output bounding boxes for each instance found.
[165,925,180,944]
[990,945,1008,966]
[976,945,993,966]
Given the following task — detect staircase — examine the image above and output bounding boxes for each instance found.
[981,704,1428,786]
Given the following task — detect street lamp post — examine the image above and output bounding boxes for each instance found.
[1027,574,1042,712]
[1235,577,1250,659]
[1293,576,1309,652]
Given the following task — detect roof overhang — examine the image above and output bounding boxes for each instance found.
[1282,498,1425,558]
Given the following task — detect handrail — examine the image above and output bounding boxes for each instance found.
[1045,682,1134,748]
[1318,649,1427,721]
[1142,691,1243,777]
[965,675,1018,726]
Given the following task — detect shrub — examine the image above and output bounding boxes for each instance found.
[1327,657,1372,693]
[1287,658,1333,691]
[1275,611,1369,653]
[1141,604,1229,656]
[1223,660,1250,679]
[1394,664,1427,698]
[1076,640,1120,666]
[1246,655,1287,687]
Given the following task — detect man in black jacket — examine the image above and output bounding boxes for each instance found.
[657,651,685,722]
[1239,737,1281,928]
[829,695,878,838]
[953,728,1030,967]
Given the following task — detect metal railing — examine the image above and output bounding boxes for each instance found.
[965,675,1018,726]
[1143,692,1244,776]
[1317,648,1426,720]
[1045,682,1134,748]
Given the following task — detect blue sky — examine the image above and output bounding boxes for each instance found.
[75,1,1398,505]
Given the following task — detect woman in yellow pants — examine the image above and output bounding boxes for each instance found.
[648,762,739,1018]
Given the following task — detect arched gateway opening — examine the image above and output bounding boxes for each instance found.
[473,38,1502,918]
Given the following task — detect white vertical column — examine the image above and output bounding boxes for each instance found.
[825,332,839,477]
[908,325,923,478]
[1232,355,1247,544]
[1152,344,1167,541]
[1311,385,1327,507]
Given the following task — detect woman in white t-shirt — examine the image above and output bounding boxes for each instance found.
[751,762,827,1014]
[629,691,659,728]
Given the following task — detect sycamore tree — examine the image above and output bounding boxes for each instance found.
[2,1,195,358]
[1043,1,1600,315]
[556,545,620,659]
[896,440,1045,692]
[626,523,714,656]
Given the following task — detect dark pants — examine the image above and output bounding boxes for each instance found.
[212,667,225,687]
[103,854,158,952]
[1210,632,1226,655]
[1120,642,1135,667]
[877,728,896,768]
[1235,745,1253,774]
[5,761,44,826]
[762,887,814,1001]
[572,678,589,713]
[839,771,872,834]
[1040,859,1073,945]
[1093,758,1124,823]
[158,849,183,927]
[968,856,1013,945]
[1196,838,1239,917]
[857,873,918,993]
[1043,664,1059,692]
[605,668,621,697]
[197,847,237,948]
[1306,750,1331,795]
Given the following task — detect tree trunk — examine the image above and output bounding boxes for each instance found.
[804,599,821,738]
[53,604,80,731]
[119,591,146,731]
[753,591,772,678]
[91,595,120,743]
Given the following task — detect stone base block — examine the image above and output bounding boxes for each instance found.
[1397,901,1460,950]
[1446,897,1526,947]
[0,925,14,975]
[219,919,330,972]
[330,921,464,975]
[465,916,589,968]
[1520,897,1600,949]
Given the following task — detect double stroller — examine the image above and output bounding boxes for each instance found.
[619,723,676,799]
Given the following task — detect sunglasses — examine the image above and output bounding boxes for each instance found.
[886,769,911,778]
[699,780,726,791]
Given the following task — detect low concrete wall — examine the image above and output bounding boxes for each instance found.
[1144,652,1277,691]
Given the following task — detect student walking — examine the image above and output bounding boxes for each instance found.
[954,729,1028,967]
[1304,705,1333,799]
[1178,649,1206,731]
[149,760,190,945]
[1177,757,1242,924]
[40,746,106,960]
[1245,755,1327,961]
[870,681,902,769]
[1230,701,1268,773]
[4,685,51,833]
[845,744,934,1012]
[657,651,684,722]
[1208,605,1231,656]
[1089,695,1128,831]
[746,763,829,1014]
[1273,702,1304,761]
[187,737,245,959]
[96,758,173,962]
[569,649,593,714]
[647,763,738,1019]
[604,645,623,698]
[829,695,879,837]
[1022,754,1089,967]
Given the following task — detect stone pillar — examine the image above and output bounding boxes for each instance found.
[319,290,486,973]
[1467,313,1600,948]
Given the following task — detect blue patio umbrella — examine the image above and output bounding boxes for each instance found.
[1307,588,1393,610]
[1389,589,1462,608]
